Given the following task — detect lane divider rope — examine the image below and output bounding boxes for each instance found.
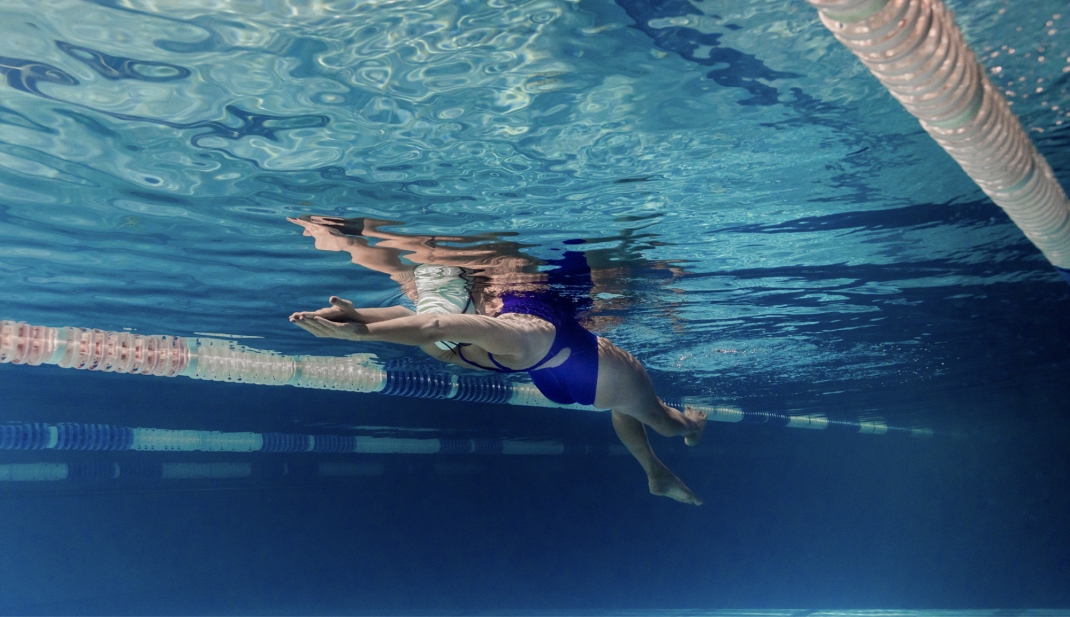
[806,0,1070,282]
[1,320,938,438]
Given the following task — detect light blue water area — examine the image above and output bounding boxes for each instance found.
[0,0,1069,612]
[0,0,1066,411]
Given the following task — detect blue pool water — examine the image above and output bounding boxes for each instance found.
[1,0,1068,612]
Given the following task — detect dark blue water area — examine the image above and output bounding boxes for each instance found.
[1,354,1069,614]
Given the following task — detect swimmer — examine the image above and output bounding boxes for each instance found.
[289,216,706,505]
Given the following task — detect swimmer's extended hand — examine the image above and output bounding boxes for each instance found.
[290,313,370,341]
[290,297,371,340]
[289,296,362,324]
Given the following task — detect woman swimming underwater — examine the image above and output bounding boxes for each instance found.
[288,216,707,505]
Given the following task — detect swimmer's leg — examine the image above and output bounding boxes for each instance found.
[615,397,707,446]
[595,342,706,445]
[611,411,702,506]
[682,406,708,446]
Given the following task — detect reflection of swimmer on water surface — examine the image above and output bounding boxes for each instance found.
[289,215,706,505]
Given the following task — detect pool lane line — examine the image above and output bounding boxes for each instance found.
[1,320,941,439]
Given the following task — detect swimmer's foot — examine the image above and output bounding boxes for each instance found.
[683,405,707,447]
[648,465,702,506]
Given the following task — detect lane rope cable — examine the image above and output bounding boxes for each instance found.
[1,319,938,438]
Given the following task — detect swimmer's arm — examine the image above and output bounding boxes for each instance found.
[356,306,416,322]
[290,297,413,324]
[292,313,539,359]
[323,305,414,324]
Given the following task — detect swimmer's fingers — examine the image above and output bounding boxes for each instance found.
[289,298,360,324]
[290,318,324,337]
[289,309,333,322]
[308,215,346,228]
[289,310,341,332]
[306,316,369,340]
[287,215,342,228]
[287,217,316,232]
[291,316,343,338]
[286,307,314,322]
[286,213,344,238]
[328,296,358,314]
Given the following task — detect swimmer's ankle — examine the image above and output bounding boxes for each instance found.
[683,405,707,447]
[647,465,702,506]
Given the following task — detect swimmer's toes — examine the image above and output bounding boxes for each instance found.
[648,473,703,506]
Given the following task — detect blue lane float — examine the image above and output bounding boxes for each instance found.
[0,422,570,455]
[0,320,937,439]
[0,461,390,483]
[0,422,53,450]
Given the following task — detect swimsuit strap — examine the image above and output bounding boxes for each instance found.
[455,316,567,374]
[458,339,564,374]
[455,292,568,373]
[456,344,514,373]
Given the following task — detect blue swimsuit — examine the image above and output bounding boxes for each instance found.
[456,252,600,406]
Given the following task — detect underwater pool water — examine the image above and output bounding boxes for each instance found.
[0,0,1068,613]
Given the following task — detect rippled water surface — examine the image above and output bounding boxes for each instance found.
[1,0,1069,612]
[2,0,1068,410]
